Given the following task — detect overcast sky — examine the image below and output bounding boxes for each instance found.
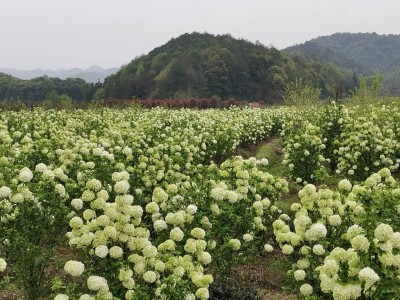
[0,0,399,70]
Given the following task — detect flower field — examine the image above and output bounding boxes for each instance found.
[0,101,400,300]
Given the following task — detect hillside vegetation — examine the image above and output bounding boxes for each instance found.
[284,32,400,93]
[0,66,119,83]
[2,32,399,104]
[0,73,101,103]
[104,32,355,102]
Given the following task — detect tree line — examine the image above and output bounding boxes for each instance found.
[0,73,102,103]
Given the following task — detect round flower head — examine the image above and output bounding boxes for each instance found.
[184,239,196,253]
[86,179,102,191]
[264,244,273,253]
[170,227,184,242]
[358,267,380,290]
[109,246,123,259]
[299,283,313,296]
[71,198,83,210]
[350,235,370,253]
[191,228,206,239]
[252,201,264,210]
[95,245,109,258]
[69,216,83,229]
[195,287,209,300]
[297,258,310,270]
[0,258,7,272]
[312,244,325,256]
[333,284,361,300]
[19,167,33,183]
[321,258,339,276]
[79,295,95,300]
[97,190,109,201]
[83,209,96,221]
[87,276,108,291]
[64,260,85,277]
[328,215,342,227]
[114,180,130,194]
[392,232,400,249]
[143,271,157,283]
[54,294,69,300]
[338,179,352,192]
[210,187,225,201]
[0,186,12,199]
[184,294,196,300]
[153,220,167,232]
[35,163,48,172]
[199,251,212,265]
[225,190,239,203]
[375,223,394,242]
[346,225,364,240]
[294,269,306,281]
[142,245,158,258]
[186,204,198,214]
[229,239,241,250]
[11,193,24,203]
[305,223,327,241]
[145,202,159,214]
[42,169,55,180]
[82,190,95,202]
[243,233,253,242]
[122,146,132,155]
[282,244,294,255]
[152,187,168,203]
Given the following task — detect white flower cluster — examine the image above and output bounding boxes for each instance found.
[0,258,6,272]
[335,115,400,180]
[64,260,85,277]
[282,122,327,182]
[273,168,400,299]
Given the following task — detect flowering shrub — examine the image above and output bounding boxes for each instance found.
[273,168,400,299]
[282,121,327,183]
[196,156,288,269]
[316,102,349,171]
[0,166,70,299]
[0,107,291,299]
[2,102,400,299]
[335,115,399,180]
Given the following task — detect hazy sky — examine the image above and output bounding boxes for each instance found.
[0,0,399,69]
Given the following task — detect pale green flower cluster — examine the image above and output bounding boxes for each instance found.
[273,168,400,299]
[335,115,399,179]
[0,108,289,299]
[64,260,85,277]
[282,121,327,182]
[282,102,400,183]
[0,258,6,272]
[4,104,400,299]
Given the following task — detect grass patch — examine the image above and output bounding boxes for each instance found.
[234,136,286,178]
[232,252,298,300]
[255,138,286,178]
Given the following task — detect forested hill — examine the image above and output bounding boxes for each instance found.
[0,73,101,102]
[104,32,354,102]
[284,33,400,93]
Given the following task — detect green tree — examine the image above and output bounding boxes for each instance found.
[283,77,321,108]
[42,91,73,109]
[350,73,384,104]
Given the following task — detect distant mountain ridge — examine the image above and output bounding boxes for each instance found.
[0,66,119,83]
[283,33,400,93]
[103,32,350,101]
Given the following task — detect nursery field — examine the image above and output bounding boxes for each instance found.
[1,101,400,300]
